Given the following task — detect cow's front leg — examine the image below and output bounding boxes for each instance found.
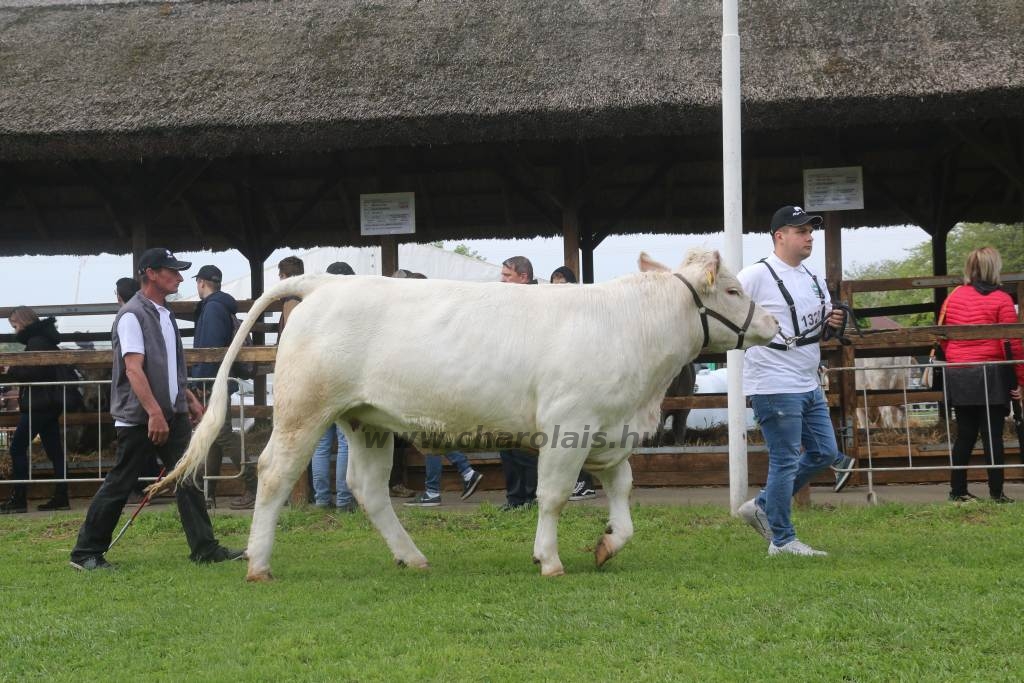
[593,454,634,568]
[531,445,587,577]
[343,427,429,570]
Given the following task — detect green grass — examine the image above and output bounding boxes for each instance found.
[3,501,1024,682]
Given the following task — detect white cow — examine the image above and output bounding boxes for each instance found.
[854,356,915,429]
[153,249,778,581]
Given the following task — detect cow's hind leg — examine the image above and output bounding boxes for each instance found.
[245,422,325,582]
[532,444,588,577]
[342,426,429,570]
[593,454,634,568]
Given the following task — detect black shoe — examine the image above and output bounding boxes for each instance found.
[499,500,536,512]
[461,471,483,500]
[949,492,980,503]
[194,546,247,564]
[70,556,115,572]
[337,500,359,513]
[37,497,71,511]
[0,494,27,514]
[404,492,442,507]
[568,479,597,501]
[992,494,1015,504]
[833,455,856,493]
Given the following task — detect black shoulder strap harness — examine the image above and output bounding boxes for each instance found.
[759,259,826,351]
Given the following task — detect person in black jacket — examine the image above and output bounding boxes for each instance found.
[190,264,257,510]
[1,307,73,513]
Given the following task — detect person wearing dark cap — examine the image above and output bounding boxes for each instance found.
[191,264,258,510]
[326,261,355,276]
[69,248,244,571]
[735,207,847,557]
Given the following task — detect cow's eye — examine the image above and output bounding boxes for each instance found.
[727,288,741,296]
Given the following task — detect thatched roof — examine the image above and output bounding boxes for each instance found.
[2,0,1022,161]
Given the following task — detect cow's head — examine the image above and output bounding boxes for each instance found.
[639,249,778,351]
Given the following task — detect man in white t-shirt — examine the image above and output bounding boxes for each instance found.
[736,206,848,557]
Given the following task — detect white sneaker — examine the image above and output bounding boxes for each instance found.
[738,498,772,541]
[768,539,828,557]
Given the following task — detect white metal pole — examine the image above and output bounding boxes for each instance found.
[722,0,747,515]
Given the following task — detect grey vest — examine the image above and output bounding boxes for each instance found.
[110,292,188,424]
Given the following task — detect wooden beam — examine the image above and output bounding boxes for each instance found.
[153,159,212,216]
[823,212,842,299]
[70,161,129,238]
[500,150,565,212]
[491,164,561,230]
[591,159,675,245]
[380,236,399,276]
[562,204,580,280]
[17,188,50,239]
[947,123,1024,192]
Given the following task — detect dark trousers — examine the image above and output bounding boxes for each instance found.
[951,404,1008,497]
[71,414,220,562]
[500,449,537,506]
[9,411,66,498]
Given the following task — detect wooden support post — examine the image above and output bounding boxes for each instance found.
[581,224,595,284]
[562,204,580,280]
[381,236,399,276]
[823,212,843,300]
[131,216,148,273]
[248,254,268,409]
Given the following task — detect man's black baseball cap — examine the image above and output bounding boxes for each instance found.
[770,205,823,232]
[137,248,192,273]
[194,265,223,283]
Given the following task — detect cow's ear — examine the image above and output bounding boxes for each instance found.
[698,250,721,293]
[638,252,670,273]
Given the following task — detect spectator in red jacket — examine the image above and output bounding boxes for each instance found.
[940,246,1024,503]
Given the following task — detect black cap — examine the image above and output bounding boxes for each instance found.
[137,248,191,274]
[194,264,223,283]
[326,261,355,275]
[770,205,823,232]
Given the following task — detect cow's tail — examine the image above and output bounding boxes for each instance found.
[148,274,339,494]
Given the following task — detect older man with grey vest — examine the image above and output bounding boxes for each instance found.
[70,248,244,571]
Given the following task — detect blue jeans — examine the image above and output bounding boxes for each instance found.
[311,424,353,507]
[424,451,473,496]
[752,389,837,546]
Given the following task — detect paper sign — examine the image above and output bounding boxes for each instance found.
[803,167,864,212]
[360,192,416,236]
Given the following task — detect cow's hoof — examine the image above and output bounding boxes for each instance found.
[595,535,615,568]
[246,570,274,583]
[541,565,565,577]
[395,558,430,570]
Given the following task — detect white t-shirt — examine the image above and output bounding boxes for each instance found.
[114,299,179,427]
[737,253,831,396]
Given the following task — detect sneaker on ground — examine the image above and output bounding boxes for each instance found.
[949,492,980,503]
[737,498,772,541]
[991,493,1015,504]
[336,500,359,513]
[390,483,416,498]
[568,480,597,501]
[768,539,828,557]
[229,491,256,510]
[70,555,116,571]
[461,471,484,500]
[37,497,71,511]
[405,492,441,507]
[194,546,247,564]
[833,455,856,493]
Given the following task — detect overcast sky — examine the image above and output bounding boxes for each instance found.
[0,226,929,333]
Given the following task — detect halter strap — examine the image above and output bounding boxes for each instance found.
[673,273,756,351]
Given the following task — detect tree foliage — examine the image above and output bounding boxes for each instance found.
[430,241,486,261]
[844,223,1024,327]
